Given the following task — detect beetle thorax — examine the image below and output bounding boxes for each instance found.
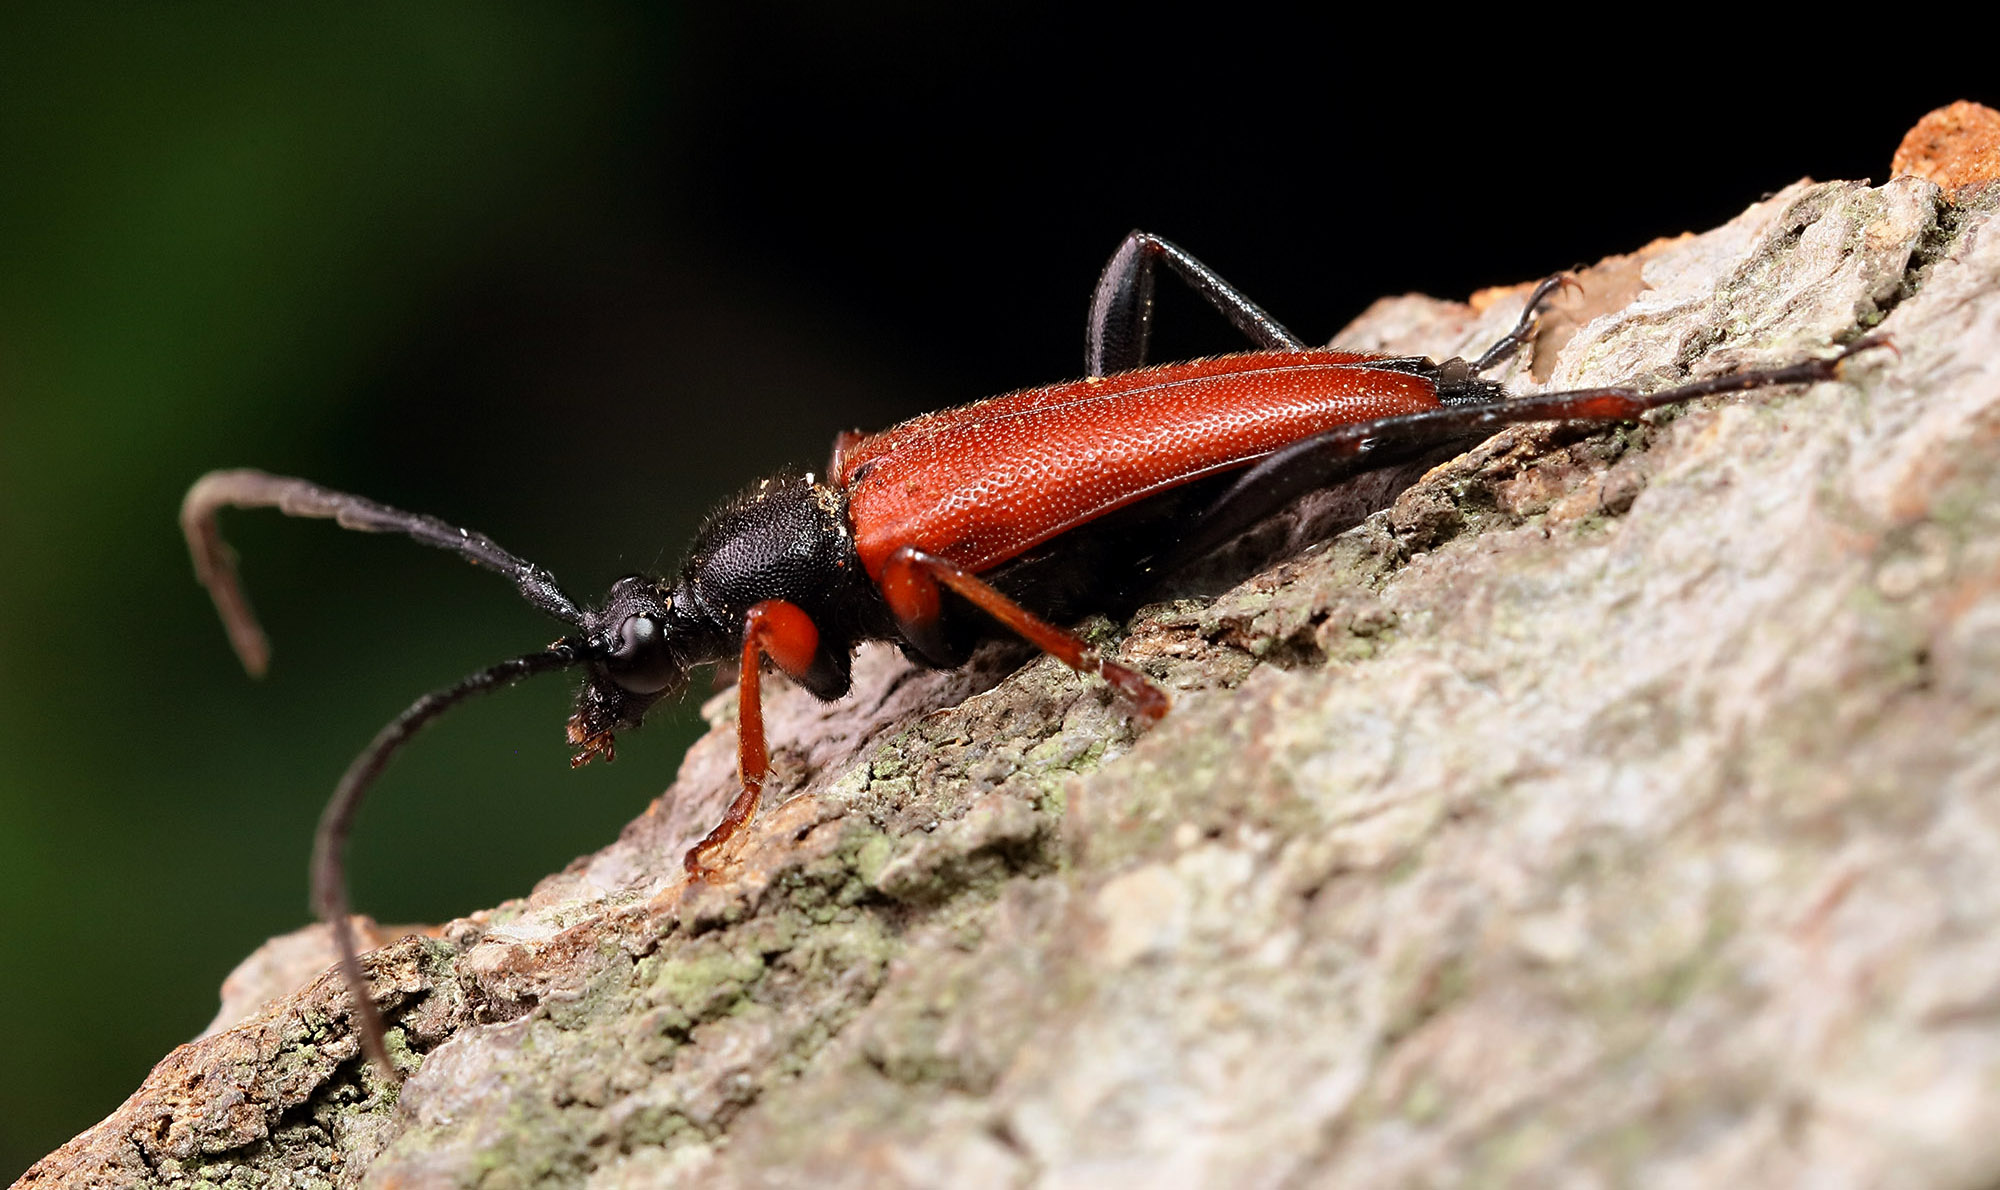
[677,470,861,636]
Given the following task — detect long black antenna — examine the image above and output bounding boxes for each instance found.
[313,643,583,1078]
[180,469,596,1077]
[181,469,585,676]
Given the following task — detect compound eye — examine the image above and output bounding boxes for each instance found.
[606,614,677,694]
[615,614,659,657]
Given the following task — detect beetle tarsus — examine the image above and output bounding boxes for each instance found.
[684,780,761,877]
[1100,657,1171,720]
[1469,271,1580,376]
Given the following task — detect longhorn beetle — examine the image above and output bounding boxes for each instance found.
[183,231,1887,1075]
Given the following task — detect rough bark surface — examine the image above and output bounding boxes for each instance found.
[21,171,2000,1188]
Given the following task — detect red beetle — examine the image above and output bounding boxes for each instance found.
[182,232,1883,1073]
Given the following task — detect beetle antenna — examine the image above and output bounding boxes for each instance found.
[312,641,585,1080]
[181,469,585,677]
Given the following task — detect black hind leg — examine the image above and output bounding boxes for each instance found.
[1468,273,1579,376]
[1158,337,1893,572]
[1086,231,1305,376]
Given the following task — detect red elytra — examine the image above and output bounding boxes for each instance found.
[840,349,1443,580]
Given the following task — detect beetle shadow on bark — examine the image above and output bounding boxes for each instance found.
[1146,456,1446,601]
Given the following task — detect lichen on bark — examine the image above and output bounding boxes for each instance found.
[21,170,2000,1189]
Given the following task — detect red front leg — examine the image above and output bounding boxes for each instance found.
[880,546,1170,720]
[685,599,821,877]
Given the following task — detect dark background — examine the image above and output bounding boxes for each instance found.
[0,4,1985,1176]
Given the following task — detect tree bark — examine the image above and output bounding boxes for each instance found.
[21,165,2000,1187]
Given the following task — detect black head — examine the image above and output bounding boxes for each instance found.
[565,470,869,761]
[565,573,704,764]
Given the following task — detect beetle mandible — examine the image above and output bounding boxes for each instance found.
[182,231,1886,1075]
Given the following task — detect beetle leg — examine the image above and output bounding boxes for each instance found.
[1467,273,1581,376]
[1447,334,1891,425]
[1087,231,1305,377]
[880,546,1170,719]
[684,599,823,876]
[1160,337,1894,571]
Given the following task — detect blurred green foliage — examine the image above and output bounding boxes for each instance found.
[0,6,739,1174]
